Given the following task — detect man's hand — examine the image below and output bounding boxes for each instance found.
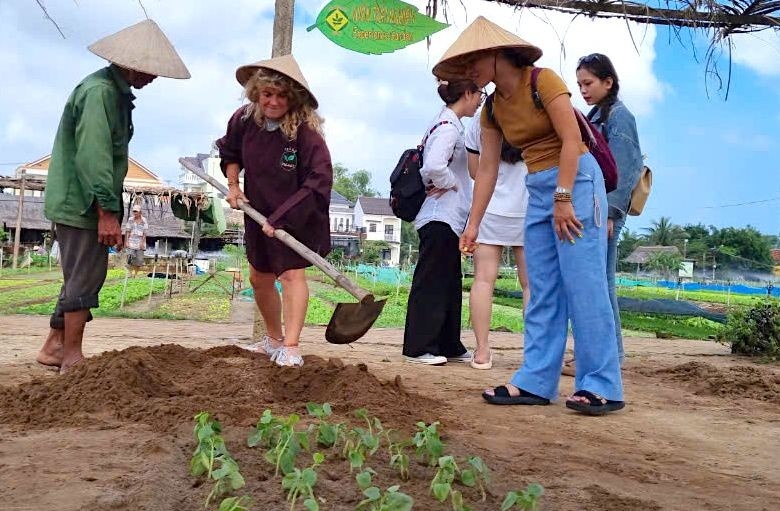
[96,207,123,250]
[607,218,614,239]
[426,183,457,199]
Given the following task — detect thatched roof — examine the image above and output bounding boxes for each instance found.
[0,193,192,239]
[624,245,681,264]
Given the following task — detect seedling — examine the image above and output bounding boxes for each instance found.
[247,409,282,449]
[412,421,445,466]
[218,496,252,511]
[266,413,310,476]
[430,455,459,503]
[355,467,377,490]
[342,429,370,472]
[281,453,325,511]
[501,483,544,511]
[355,484,414,511]
[459,456,490,501]
[385,432,412,481]
[190,412,246,508]
[306,402,343,449]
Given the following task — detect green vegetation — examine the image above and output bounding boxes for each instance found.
[717,300,780,360]
[192,406,543,511]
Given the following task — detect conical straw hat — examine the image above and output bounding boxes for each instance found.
[88,19,190,79]
[433,16,542,80]
[236,54,318,109]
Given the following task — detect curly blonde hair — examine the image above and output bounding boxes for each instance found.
[241,68,323,139]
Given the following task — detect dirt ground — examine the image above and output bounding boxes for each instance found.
[0,309,778,511]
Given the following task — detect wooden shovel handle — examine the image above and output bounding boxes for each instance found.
[178,158,370,302]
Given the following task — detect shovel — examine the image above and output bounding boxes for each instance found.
[179,158,386,344]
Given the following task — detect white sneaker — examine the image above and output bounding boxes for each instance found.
[274,346,304,367]
[404,353,447,365]
[447,350,473,363]
[243,335,282,357]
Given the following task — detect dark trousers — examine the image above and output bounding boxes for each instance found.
[403,221,466,357]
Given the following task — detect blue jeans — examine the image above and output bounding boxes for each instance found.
[608,216,626,364]
[511,153,623,401]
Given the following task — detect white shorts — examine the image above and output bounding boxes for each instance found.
[477,213,525,246]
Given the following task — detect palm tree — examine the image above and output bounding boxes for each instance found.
[642,217,687,246]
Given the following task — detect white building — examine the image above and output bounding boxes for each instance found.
[179,144,243,207]
[329,190,360,258]
[354,196,401,266]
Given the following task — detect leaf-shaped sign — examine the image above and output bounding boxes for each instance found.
[306,0,449,55]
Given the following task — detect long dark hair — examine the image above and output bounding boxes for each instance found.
[576,53,620,122]
[500,140,523,164]
[437,79,479,105]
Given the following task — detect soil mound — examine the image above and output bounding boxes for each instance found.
[656,361,780,403]
[0,344,442,431]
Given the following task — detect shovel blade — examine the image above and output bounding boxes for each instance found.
[325,297,387,344]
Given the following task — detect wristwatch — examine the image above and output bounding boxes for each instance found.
[555,186,572,194]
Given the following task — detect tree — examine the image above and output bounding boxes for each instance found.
[361,240,390,265]
[643,217,687,246]
[645,252,683,281]
[617,227,641,272]
[711,226,773,272]
[399,221,420,266]
[332,164,377,203]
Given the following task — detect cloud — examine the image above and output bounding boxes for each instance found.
[731,31,780,77]
[0,0,663,196]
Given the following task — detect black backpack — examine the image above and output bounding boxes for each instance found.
[389,121,451,222]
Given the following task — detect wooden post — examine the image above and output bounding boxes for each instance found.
[272,0,295,57]
[12,170,25,269]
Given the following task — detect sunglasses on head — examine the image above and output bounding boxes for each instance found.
[578,53,602,65]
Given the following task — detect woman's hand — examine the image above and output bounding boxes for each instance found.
[607,218,614,239]
[262,223,276,238]
[426,183,457,199]
[459,222,479,255]
[226,185,249,209]
[553,201,583,243]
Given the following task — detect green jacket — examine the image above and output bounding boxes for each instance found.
[44,65,134,230]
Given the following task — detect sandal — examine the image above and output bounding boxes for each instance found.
[565,390,625,416]
[482,385,550,406]
[470,350,493,370]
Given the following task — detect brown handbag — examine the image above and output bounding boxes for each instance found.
[628,165,652,216]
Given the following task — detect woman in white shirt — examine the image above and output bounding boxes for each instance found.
[465,112,530,369]
[403,79,482,365]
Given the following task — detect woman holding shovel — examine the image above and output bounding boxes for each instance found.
[217,54,332,368]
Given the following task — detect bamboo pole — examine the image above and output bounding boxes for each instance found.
[147,258,157,304]
[120,267,129,309]
[12,169,25,269]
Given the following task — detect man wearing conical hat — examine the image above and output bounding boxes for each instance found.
[434,17,625,415]
[36,20,189,374]
[216,54,332,368]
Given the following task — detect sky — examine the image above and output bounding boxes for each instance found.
[0,0,778,237]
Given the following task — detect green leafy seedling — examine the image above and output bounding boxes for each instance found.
[459,456,490,501]
[281,452,324,511]
[266,413,310,476]
[430,455,459,503]
[189,412,247,508]
[306,402,343,449]
[412,421,445,466]
[218,496,252,511]
[356,467,377,491]
[356,484,414,511]
[247,409,282,448]
[501,483,544,511]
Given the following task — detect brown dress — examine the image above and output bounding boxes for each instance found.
[216,106,332,276]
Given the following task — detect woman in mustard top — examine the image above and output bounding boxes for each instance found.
[434,17,624,415]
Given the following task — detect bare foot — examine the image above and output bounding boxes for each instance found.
[473,346,491,365]
[59,355,84,375]
[36,329,64,367]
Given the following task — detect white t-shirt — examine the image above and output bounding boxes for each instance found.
[465,113,529,218]
[125,217,148,250]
